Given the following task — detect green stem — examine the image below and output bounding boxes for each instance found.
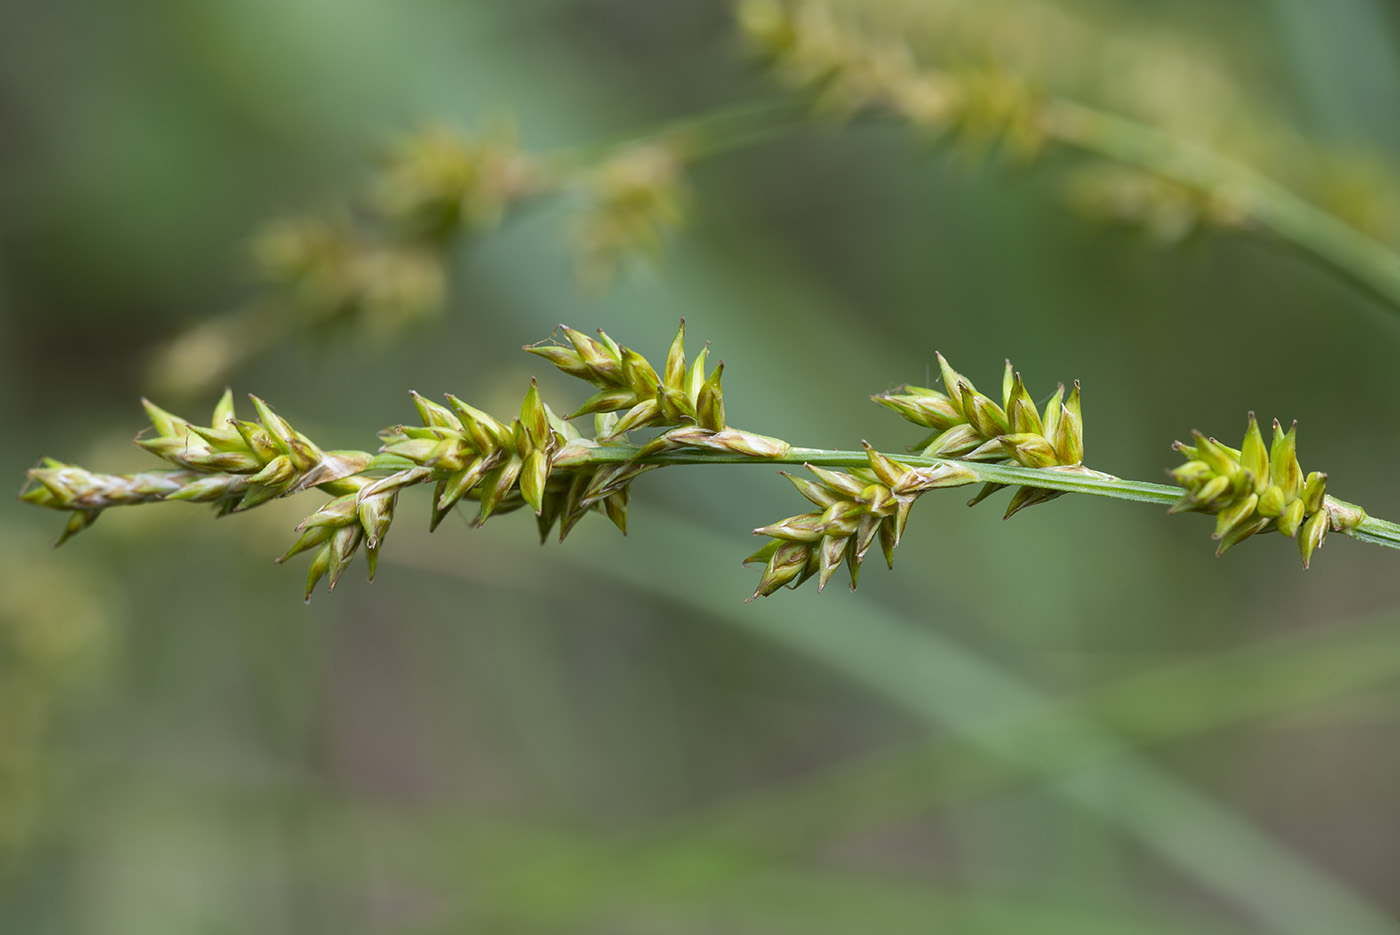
[567,444,1185,502]
[1340,504,1400,549]
[1041,100,1400,323]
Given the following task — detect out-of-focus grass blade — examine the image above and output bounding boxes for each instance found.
[393,512,1400,935]
[388,814,1245,935]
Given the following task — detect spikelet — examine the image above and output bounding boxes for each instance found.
[1170,413,1365,568]
[873,353,1083,518]
[745,444,975,598]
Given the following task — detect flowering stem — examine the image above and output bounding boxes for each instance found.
[366,445,1400,552]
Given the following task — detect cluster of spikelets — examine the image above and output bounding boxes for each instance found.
[741,353,1086,599]
[252,128,691,337]
[1171,414,1366,568]
[573,143,689,288]
[733,0,1291,246]
[251,126,541,339]
[156,124,694,399]
[738,0,1046,157]
[371,125,541,243]
[24,322,795,600]
[18,324,1106,602]
[873,352,1084,516]
[299,321,790,598]
[22,321,1379,602]
[19,392,433,596]
[744,447,975,599]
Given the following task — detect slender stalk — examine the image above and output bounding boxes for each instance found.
[554,97,810,165]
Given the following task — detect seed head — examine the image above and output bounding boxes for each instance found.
[1170,414,1365,567]
[874,354,1085,517]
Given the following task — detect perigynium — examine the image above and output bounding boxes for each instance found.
[20,323,1400,602]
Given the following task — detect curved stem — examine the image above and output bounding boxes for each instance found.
[1042,100,1400,325]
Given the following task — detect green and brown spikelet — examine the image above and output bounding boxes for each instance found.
[377,380,564,531]
[275,468,431,601]
[745,444,975,599]
[1170,413,1366,567]
[373,379,640,547]
[526,319,789,459]
[873,352,1084,518]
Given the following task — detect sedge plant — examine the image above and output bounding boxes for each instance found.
[20,0,1400,603]
[21,320,1400,602]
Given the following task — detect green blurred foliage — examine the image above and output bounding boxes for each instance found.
[4,0,1400,933]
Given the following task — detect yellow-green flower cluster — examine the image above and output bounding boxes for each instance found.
[376,320,790,561]
[746,444,975,599]
[251,216,447,337]
[1063,166,1246,245]
[276,467,431,601]
[376,381,566,532]
[873,352,1083,517]
[25,322,800,600]
[1171,414,1365,567]
[247,126,541,340]
[574,142,688,288]
[527,320,790,460]
[371,124,542,243]
[525,320,790,540]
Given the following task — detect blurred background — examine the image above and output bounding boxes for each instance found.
[5,0,1400,932]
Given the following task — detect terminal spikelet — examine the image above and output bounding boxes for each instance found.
[21,390,372,540]
[1170,413,1366,567]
